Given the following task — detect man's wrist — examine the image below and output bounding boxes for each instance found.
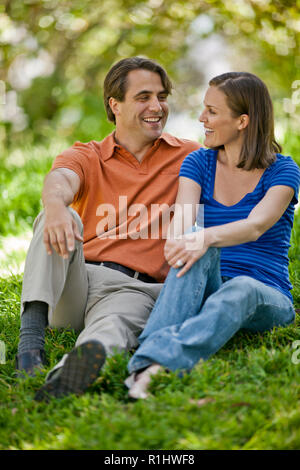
[43,197,67,213]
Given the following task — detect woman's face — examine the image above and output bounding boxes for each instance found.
[199,86,246,148]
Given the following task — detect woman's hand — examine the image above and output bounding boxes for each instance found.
[164,230,209,278]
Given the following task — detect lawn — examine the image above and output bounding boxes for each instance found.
[0,269,299,450]
[0,139,299,450]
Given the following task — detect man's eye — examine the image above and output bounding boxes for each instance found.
[209,109,216,114]
[159,95,168,101]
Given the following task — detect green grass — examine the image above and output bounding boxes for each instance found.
[0,136,299,450]
[0,268,299,450]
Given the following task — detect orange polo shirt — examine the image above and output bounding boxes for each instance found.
[51,132,201,281]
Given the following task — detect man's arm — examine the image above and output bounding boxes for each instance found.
[42,168,82,258]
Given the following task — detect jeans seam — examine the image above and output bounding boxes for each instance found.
[191,282,204,311]
[190,258,214,311]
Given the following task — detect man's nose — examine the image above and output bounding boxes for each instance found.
[149,97,162,112]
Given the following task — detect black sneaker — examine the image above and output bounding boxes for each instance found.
[15,349,46,378]
[34,340,106,402]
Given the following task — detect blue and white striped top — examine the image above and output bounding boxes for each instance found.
[179,148,300,301]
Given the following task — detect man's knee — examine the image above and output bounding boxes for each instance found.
[33,207,83,234]
[67,207,83,231]
[77,314,141,355]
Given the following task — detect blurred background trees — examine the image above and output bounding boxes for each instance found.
[1,0,299,148]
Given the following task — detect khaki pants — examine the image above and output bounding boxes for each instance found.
[21,209,163,375]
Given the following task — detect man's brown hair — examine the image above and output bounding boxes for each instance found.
[104,57,173,124]
[209,72,281,170]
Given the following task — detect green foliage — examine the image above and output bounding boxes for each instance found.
[0,141,65,235]
[1,0,299,146]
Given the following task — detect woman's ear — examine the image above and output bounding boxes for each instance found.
[238,114,249,130]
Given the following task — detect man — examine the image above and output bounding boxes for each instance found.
[16,57,201,400]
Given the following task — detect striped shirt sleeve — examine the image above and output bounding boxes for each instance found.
[179,148,206,188]
[266,156,300,204]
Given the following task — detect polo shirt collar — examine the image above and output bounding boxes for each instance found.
[100,131,180,161]
[160,132,181,148]
[100,132,120,161]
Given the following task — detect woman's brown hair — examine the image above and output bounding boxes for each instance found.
[209,72,282,170]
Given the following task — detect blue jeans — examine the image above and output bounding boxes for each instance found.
[128,246,295,373]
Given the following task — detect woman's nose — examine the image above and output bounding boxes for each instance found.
[199,110,206,122]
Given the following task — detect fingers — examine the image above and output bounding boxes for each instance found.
[72,219,83,243]
[164,236,208,277]
[164,238,189,268]
[176,259,194,278]
[44,221,82,259]
[168,252,188,268]
[164,239,185,263]
[176,245,209,278]
[49,227,69,259]
[43,231,52,256]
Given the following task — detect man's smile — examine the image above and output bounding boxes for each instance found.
[142,116,163,123]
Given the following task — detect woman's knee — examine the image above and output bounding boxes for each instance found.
[224,275,257,290]
[218,275,259,303]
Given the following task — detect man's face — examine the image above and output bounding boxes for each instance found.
[111,69,169,145]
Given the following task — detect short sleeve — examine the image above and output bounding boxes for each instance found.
[266,156,300,205]
[51,141,90,187]
[179,148,207,188]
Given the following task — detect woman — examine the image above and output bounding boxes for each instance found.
[125,72,300,399]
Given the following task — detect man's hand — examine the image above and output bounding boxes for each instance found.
[43,203,83,258]
[164,230,208,278]
[42,168,82,258]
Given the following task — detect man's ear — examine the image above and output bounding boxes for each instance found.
[238,114,249,130]
[109,97,120,118]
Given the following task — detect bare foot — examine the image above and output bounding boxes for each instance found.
[128,364,162,399]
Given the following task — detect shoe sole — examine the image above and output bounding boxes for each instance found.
[34,341,106,402]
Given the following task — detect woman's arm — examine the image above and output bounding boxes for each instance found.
[205,185,295,247]
[165,185,295,277]
[166,176,202,239]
